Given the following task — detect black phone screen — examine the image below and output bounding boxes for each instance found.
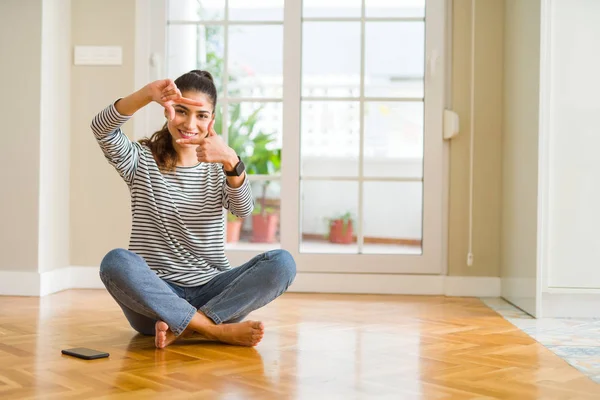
[61,347,109,360]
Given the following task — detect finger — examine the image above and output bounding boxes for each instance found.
[176,96,205,107]
[208,119,216,136]
[176,138,202,145]
[161,87,177,95]
[164,103,175,121]
[161,92,179,102]
[160,86,179,98]
[162,86,176,95]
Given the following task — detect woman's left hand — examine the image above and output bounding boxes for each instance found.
[176,120,238,168]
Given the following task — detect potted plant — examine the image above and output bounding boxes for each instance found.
[226,212,243,243]
[221,103,281,243]
[246,138,280,243]
[326,212,355,244]
[251,202,278,243]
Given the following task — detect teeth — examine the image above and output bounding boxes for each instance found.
[179,130,197,137]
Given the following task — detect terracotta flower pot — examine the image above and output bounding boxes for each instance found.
[329,219,353,244]
[252,214,279,243]
[226,220,242,243]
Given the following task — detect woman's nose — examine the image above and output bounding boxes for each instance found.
[183,115,196,129]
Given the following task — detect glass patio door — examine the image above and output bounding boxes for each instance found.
[146,0,446,275]
[279,0,445,274]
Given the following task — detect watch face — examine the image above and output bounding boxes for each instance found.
[225,158,245,176]
[235,159,245,175]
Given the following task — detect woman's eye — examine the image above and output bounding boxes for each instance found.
[176,109,185,114]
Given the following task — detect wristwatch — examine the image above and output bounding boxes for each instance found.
[224,156,245,176]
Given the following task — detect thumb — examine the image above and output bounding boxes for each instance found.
[208,119,216,136]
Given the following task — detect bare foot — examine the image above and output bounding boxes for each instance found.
[154,321,193,349]
[156,313,265,348]
[155,321,174,349]
[207,321,265,347]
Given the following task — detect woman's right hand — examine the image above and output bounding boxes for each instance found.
[146,79,204,121]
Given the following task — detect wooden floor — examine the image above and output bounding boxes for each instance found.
[1,291,599,399]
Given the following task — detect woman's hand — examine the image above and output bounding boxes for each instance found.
[176,120,238,167]
[145,79,204,121]
[114,79,205,118]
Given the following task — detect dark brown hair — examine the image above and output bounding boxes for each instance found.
[139,70,217,172]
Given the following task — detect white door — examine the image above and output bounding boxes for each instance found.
[140,0,447,284]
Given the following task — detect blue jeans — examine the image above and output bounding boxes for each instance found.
[99,248,296,336]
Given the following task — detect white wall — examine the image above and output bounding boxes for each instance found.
[0,0,43,273]
[545,0,600,289]
[0,0,71,293]
[70,0,135,266]
[501,0,541,316]
[39,0,71,273]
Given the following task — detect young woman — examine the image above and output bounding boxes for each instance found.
[92,70,296,349]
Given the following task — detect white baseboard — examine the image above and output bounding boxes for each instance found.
[502,277,537,317]
[0,271,40,296]
[290,273,446,295]
[40,267,72,297]
[542,290,600,318]
[0,267,103,297]
[69,266,104,289]
[289,273,501,297]
[0,268,501,298]
[445,276,501,297]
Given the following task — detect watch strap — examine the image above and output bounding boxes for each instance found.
[224,156,244,176]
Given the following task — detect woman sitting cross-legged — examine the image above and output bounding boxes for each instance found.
[92,70,296,349]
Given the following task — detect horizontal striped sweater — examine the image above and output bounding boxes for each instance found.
[91,101,254,286]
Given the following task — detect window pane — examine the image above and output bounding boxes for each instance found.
[301,101,359,177]
[167,25,224,96]
[365,0,425,18]
[363,181,422,254]
[364,102,423,178]
[168,0,225,21]
[365,22,425,98]
[228,26,283,98]
[225,101,282,250]
[225,180,281,248]
[229,0,283,21]
[302,22,360,98]
[226,102,282,175]
[300,180,358,254]
[303,0,362,18]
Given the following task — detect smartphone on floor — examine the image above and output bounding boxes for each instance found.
[61,347,109,360]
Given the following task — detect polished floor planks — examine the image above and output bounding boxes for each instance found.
[0,290,599,399]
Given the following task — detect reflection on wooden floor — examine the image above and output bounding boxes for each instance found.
[1,290,599,399]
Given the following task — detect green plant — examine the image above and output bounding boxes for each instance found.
[251,202,276,216]
[323,211,355,238]
[227,212,241,222]
[200,20,281,217]
[215,104,281,216]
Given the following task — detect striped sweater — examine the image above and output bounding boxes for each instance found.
[91,101,254,286]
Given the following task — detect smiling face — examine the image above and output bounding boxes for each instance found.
[166,90,214,146]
